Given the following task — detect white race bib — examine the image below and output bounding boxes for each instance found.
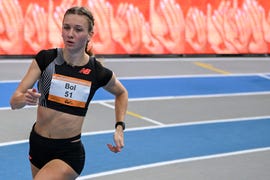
[48,74,91,108]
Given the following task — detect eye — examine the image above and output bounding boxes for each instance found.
[63,25,71,30]
[75,28,83,32]
[74,25,84,32]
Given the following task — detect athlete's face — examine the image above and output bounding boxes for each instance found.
[62,14,92,51]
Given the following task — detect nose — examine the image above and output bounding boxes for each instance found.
[67,29,74,38]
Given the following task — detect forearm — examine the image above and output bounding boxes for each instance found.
[105,74,128,153]
[10,92,27,110]
[114,89,128,123]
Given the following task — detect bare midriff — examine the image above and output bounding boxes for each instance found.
[34,106,84,139]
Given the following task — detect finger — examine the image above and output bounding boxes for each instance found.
[28,89,41,98]
[48,0,53,15]
[61,0,74,8]
[107,144,121,153]
[149,0,155,16]
[107,144,117,152]
[115,139,124,149]
[25,94,38,105]
[107,144,118,152]
[207,3,212,19]
[114,140,124,151]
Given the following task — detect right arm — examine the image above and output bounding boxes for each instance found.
[10,60,41,109]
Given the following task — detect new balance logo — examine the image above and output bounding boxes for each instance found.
[79,68,91,75]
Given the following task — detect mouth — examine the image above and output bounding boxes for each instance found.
[66,40,75,46]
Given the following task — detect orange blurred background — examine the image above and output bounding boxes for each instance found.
[0,0,269,55]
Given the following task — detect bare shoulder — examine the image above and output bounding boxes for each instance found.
[103,73,127,96]
[17,60,41,92]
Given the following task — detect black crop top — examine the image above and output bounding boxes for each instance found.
[35,48,113,116]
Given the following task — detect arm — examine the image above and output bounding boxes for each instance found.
[10,60,41,110]
[103,73,128,153]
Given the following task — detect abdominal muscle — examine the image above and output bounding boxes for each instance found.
[34,106,84,139]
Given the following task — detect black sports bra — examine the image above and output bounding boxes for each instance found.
[35,48,112,116]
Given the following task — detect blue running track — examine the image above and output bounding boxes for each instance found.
[1,75,270,179]
[1,75,270,107]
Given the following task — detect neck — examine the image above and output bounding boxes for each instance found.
[62,48,89,67]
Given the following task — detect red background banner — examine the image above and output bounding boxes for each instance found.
[0,0,269,55]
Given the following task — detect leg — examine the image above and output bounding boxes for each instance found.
[33,159,78,180]
[30,163,40,178]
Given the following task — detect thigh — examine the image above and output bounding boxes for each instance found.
[30,163,40,178]
[34,159,78,180]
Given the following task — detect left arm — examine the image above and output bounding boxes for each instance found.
[103,73,128,153]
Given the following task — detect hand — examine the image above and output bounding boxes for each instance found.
[142,21,164,54]
[25,89,41,106]
[207,3,223,53]
[185,7,207,52]
[24,3,48,52]
[124,4,144,53]
[223,0,238,42]
[229,9,251,53]
[150,0,185,53]
[0,0,24,54]
[110,3,129,45]
[48,0,64,47]
[244,0,268,53]
[107,127,124,153]
[87,0,116,53]
[221,0,250,53]
[149,0,168,39]
[207,2,237,54]
[111,3,144,53]
[261,5,270,43]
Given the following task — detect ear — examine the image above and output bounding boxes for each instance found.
[88,31,94,41]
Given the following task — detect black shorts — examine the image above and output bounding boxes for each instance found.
[29,125,85,175]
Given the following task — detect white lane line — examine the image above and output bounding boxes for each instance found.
[77,147,270,179]
[2,90,270,111]
[1,115,270,147]
[259,74,270,80]
[0,60,32,63]
[1,91,270,111]
[91,91,270,104]
[2,73,270,82]
[98,101,164,126]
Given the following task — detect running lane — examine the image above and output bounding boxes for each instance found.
[0,118,270,179]
[1,75,270,107]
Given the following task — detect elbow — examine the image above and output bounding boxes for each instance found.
[9,91,26,110]
[10,99,16,110]
[9,96,21,110]
[116,88,128,101]
[9,102,16,110]
[121,88,128,99]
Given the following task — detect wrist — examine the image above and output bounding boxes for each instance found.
[115,121,125,131]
